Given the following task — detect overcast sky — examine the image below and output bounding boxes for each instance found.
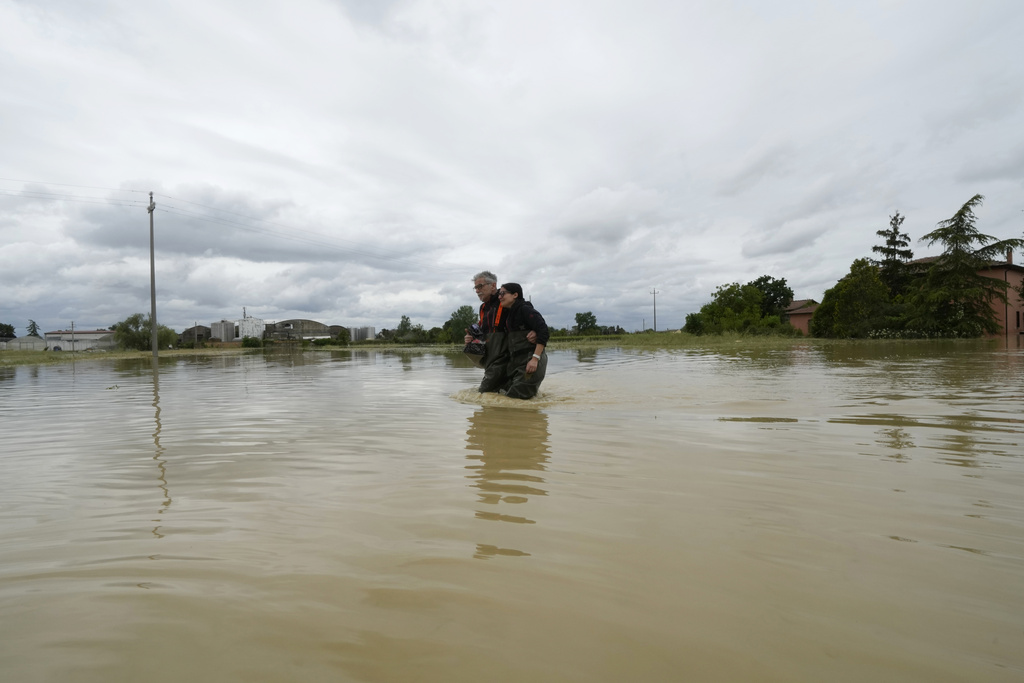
[2,0,1023,336]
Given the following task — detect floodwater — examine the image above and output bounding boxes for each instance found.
[1,342,1023,682]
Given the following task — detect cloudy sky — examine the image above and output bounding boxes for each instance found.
[2,0,1023,336]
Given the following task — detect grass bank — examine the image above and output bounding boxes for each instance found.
[6,333,994,368]
[0,347,254,368]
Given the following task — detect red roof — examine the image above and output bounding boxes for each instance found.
[785,299,819,313]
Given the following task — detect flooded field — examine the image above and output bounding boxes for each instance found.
[1,342,1023,682]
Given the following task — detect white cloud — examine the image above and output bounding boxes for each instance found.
[2,0,1023,335]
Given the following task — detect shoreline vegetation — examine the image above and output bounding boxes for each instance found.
[2,332,1008,368]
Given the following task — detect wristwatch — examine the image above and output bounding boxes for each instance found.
[532,353,541,360]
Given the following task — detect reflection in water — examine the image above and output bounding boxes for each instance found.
[150,359,171,538]
[934,413,986,468]
[465,407,550,558]
[863,414,918,462]
[876,425,915,462]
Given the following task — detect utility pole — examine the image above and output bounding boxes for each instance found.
[148,192,158,358]
[651,288,659,332]
[71,321,75,352]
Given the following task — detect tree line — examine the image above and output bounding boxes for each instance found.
[812,194,1023,338]
[0,320,41,338]
[681,194,1024,338]
[375,308,625,345]
[683,275,797,336]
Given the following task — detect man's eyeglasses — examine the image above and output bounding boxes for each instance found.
[473,283,489,291]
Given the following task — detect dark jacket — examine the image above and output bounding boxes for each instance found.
[503,300,549,367]
[475,294,508,391]
[502,300,549,345]
[478,294,502,334]
[499,300,549,399]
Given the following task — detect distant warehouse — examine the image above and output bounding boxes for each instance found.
[266,319,332,341]
[43,329,115,352]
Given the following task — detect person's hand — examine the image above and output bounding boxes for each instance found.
[526,357,538,375]
[464,328,473,344]
[526,330,537,344]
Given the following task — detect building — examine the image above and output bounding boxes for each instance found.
[178,325,212,346]
[210,320,235,342]
[350,326,376,342]
[3,336,47,351]
[806,251,1024,338]
[978,253,1024,338]
[784,300,819,336]
[898,252,1024,338]
[43,329,116,351]
[266,319,332,341]
[211,316,266,342]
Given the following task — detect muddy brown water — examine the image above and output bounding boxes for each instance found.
[1,342,1022,682]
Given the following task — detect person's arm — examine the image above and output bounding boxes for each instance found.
[526,307,549,346]
[525,343,545,374]
[524,307,548,374]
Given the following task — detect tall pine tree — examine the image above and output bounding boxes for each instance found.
[871,211,914,297]
[909,195,1024,336]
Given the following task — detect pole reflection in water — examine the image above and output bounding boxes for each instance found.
[464,406,550,559]
[150,359,171,538]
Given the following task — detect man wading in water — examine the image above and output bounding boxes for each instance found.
[465,271,535,394]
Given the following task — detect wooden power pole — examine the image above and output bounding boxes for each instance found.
[148,192,158,358]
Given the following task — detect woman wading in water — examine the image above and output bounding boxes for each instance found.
[495,282,549,399]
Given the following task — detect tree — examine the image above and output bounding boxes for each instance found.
[685,282,765,335]
[684,279,803,336]
[575,311,598,333]
[682,312,704,335]
[747,275,794,319]
[27,319,41,337]
[391,315,430,343]
[0,322,15,338]
[908,194,1024,336]
[408,323,426,343]
[871,211,914,297]
[442,305,477,343]
[112,313,177,350]
[810,259,892,338]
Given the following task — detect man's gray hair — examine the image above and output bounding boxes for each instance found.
[472,270,497,284]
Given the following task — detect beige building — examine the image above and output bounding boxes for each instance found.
[43,329,115,351]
